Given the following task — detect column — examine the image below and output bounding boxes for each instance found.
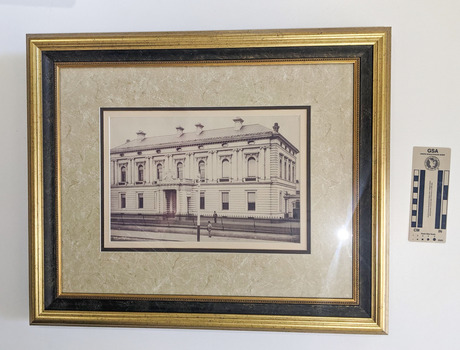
[214,151,218,180]
[239,149,244,179]
[113,161,117,184]
[282,156,285,180]
[189,153,194,178]
[258,148,264,180]
[263,147,268,180]
[209,151,214,181]
[146,157,150,184]
[150,157,154,182]
[110,161,114,185]
[235,149,239,181]
[127,159,132,184]
[114,161,118,184]
[132,159,136,183]
[232,149,237,180]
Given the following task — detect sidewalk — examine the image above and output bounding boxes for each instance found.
[111,225,299,243]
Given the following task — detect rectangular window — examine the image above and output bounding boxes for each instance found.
[138,193,144,209]
[200,191,205,210]
[222,192,229,210]
[248,192,256,211]
[120,193,126,209]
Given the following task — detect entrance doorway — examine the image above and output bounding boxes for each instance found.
[164,190,177,217]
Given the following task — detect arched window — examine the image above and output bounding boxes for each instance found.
[199,160,206,181]
[121,166,127,182]
[222,159,230,178]
[247,157,257,177]
[157,163,163,181]
[138,164,144,182]
[177,162,183,179]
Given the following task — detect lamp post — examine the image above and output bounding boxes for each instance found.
[196,174,201,241]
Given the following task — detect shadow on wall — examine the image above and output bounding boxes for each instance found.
[0,53,31,321]
[0,0,75,6]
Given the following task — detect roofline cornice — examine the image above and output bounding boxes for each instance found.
[110,132,299,155]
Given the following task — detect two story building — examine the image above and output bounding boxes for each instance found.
[109,117,300,220]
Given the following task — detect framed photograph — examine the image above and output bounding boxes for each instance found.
[101,106,310,253]
[28,28,390,333]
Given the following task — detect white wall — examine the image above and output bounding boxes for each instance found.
[1,0,459,349]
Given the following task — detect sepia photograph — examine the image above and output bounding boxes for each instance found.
[101,107,310,252]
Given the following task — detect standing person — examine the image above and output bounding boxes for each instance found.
[207,221,212,238]
[213,211,218,223]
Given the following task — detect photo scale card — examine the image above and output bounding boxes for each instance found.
[409,147,451,243]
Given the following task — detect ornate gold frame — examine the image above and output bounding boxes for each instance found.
[28,28,390,333]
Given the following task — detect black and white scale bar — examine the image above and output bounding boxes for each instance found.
[411,170,419,228]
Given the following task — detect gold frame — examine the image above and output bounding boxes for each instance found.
[28,28,390,333]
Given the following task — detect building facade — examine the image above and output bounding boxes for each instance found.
[110,118,299,219]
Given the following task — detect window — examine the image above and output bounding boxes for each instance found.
[284,160,287,179]
[200,191,205,210]
[120,193,126,209]
[138,193,144,209]
[279,158,282,178]
[157,163,163,180]
[199,160,206,181]
[293,164,296,182]
[121,166,127,182]
[222,159,230,178]
[247,192,256,211]
[247,157,257,177]
[222,192,229,210]
[288,163,291,182]
[138,164,144,182]
[177,162,183,179]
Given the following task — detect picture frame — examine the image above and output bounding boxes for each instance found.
[28,28,390,333]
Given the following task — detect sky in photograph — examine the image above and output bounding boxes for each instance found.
[108,110,302,151]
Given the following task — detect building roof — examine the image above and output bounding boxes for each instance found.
[111,124,299,154]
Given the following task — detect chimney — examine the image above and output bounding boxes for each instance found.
[273,123,280,133]
[233,117,244,131]
[195,123,204,135]
[136,130,146,140]
[176,126,184,137]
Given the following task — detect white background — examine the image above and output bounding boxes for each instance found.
[1,0,459,349]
